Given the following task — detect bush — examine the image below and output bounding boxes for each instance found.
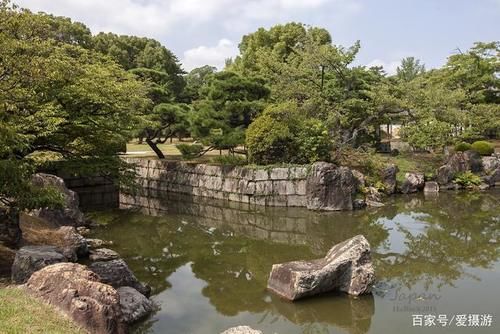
[454,142,472,152]
[246,103,332,165]
[210,155,247,166]
[470,141,494,156]
[176,144,204,160]
[453,171,482,187]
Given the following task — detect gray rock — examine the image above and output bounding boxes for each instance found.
[351,170,366,188]
[90,248,120,262]
[89,259,151,297]
[30,173,86,227]
[221,326,263,334]
[306,163,358,211]
[353,199,367,210]
[423,181,440,193]
[267,235,375,301]
[437,151,483,185]
[25,263,126,334]
[366,199,385,207]
[489,168,500,187]
[18,215,87,262]
[381,164,398,194]
[86,238,113,249]
[365,186,383,202]
[11,246,66,284]
[479,183,490,191]
[400,172,425,194]
[117,286,154,324]
[482,156,500,174]
[0,208,20,248]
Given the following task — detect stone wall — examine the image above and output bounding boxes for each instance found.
[41,168,119,210]
[126,158,309,208]
[124,158,359,211]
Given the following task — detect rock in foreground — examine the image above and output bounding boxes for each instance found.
[267,235,374,301]
[118,286,154,324]
[90,259,151,297]
[11,246,66,284]
[221,326,263,334]
[25,263,126,334]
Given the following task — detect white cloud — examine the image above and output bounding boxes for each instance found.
[182,39,239,71]
[15,0,358,38]
[366,59,401,75]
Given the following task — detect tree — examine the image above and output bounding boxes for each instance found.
[92,33,186,99]
[396,57,425,82]
[246,103,332,164]
[181,65,217,102]
[142,104,191,159]
[0,1,150,210]
[229,22,332,76]
[189,71,270,155]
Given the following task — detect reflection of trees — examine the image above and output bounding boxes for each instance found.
[92,189,499,333]
[374,191,500,289]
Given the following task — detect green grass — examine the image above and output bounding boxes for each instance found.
[377,152,443,182]
[0,286,85,334]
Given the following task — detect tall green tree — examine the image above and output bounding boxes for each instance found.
[189,72,269,154]
[396,57,425,82]
[0,1,150,210]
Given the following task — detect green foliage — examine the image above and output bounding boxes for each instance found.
[400,118,454,151]
[210,155,247,166]
[296,119,333,163]
[0,1,150,209]
[176,144,204,160]
[396,57,425,82]
[454,142,472,152]
[470,141,494,156]
[190,71,269,152]
[93,33,185,98]
[246,103,332,164]
[453,171,482,187]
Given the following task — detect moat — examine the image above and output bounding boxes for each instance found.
[90,190,500,334]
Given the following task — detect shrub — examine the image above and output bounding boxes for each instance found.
[470,141,494,156]
[453,171,482,187]
[295,119,332,164]
[176,144,204,160]
[454,142,472,152]
[246,103,331,165]
[210,155,247,166]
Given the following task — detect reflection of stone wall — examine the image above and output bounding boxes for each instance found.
[126,159,310,207]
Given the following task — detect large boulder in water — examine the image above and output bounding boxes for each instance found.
[267,235,375,301]
[117,286,154,324]
[11,245,66,284]
[400,172,425,194]
[30,173,86,227]
[89,259,151,297]
[25,263,126,334]
[0,207,21,248]
[381,164,398,195]
[306,162,358,211]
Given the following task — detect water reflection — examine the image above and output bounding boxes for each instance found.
[91,189,500,334]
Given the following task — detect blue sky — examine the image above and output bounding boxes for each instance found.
[15,0,500,73]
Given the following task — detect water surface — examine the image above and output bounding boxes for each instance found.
[90,190,500,334]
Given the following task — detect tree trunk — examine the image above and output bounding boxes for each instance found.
[146,139,165,159]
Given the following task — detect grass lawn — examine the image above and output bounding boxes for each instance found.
[0,286,85,334]
[377,152,444,182]
[125,140,238,162]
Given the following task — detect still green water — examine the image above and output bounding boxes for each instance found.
[90,190,500,334]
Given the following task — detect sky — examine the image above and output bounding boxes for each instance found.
[15,0,500,73]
